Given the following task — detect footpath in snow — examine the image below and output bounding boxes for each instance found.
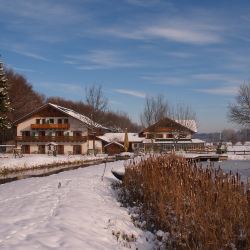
[0,160,154,250]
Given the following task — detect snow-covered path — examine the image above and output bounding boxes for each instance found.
[0,161,153,250]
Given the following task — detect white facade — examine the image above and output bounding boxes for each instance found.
[15,103,106,155]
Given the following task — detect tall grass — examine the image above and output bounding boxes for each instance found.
[120,154,250,249]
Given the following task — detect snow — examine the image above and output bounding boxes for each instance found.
[98,133,144,143]
[227,154,250,160]
[227,145,250,152]
[0,154,107,170]
[104,141,124,148]
[119,152,134,157]
[49,103,108,130]
[175,119,197,133]
[0,161,154,250]
[142,139,204,144]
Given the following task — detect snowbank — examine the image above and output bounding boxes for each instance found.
[0,154,107,170]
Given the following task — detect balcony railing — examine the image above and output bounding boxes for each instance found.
[16,136,87,143]
[31,124,70,130]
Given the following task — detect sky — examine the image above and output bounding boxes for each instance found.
[1,0,250,133]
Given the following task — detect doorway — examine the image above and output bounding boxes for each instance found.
[73,145,82,154]
[57,145,64,154]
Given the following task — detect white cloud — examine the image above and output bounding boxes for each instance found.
[102,17,224,45]
[11,49,49,62]
[192,73,242,85]
[141,75,188,86]
[65,50,142,70]
[166,52,193,58]
[12,66,37,73]
[114,88,146,98]
[126,0,162,7]
[145,26,221,45]
[195,86,238,95]
[0,0,82,25]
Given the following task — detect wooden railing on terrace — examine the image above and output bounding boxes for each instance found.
[31,124,70,129]
[16,136,87,143]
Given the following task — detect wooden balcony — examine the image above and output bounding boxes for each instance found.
[16,136,87,143]
[31,124,70,129]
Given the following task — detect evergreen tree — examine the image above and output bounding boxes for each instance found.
[0,60,12,129]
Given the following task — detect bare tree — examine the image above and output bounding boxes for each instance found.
[170,104,197,150]
[140,94,170,127]
[85,85,108,155]
[221,129,237,145]
[228,83,250,126]
[85,85,108,122]
[172,103,197,132]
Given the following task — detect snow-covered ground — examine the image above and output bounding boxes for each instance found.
[227,154,250,160]
[0,154,108,170]
[0,161,154,250]
[227,144,250,153]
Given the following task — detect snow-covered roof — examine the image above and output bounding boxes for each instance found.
[98,133,144,143]
[175,120,197,133]
[104,141,124,148]
[142,139,205,144]
[46,142,58,146]
[49,103,109,130]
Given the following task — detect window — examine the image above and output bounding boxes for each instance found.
[39,131,45,137]
[56,131,63,136]
[42,119,46,124]
[73,131,81,137]
[58,119,62,124]
[36,119,40,124]
[23,131,30,137]
[32,132,36,137]
[146,133,154,139]
[156,134,163,139]
[64,119,68,124]
[49,119,54,124]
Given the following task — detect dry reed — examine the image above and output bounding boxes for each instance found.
[120,154,250,249]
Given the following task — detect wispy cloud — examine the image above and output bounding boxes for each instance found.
[195,86,238,95]
[101,16,224,45]
[38,82,84,94]
[192,73,242,85]
[0,0,87,43]
[11,48,50,62]
[145,25,222,45]
[12,66,37,73]
[141,75,188,86]
[114,88,146,98]
[126,0,162,7]
[166,52,193,58]
[65,50,142,70]
[0,0,83,25]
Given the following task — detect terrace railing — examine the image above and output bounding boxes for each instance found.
[16,136,87,143]
[31,124,70,129]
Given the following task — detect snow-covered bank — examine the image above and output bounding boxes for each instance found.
[227,154,250,160]
[0,154,108,170]
[0,161,154,250]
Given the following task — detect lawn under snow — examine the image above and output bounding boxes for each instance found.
[0,154,107,170]
[0,161,154,250]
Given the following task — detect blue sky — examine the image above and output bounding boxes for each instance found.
[1,0,250,132]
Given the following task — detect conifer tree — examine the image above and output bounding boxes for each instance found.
[0,60,12,129]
